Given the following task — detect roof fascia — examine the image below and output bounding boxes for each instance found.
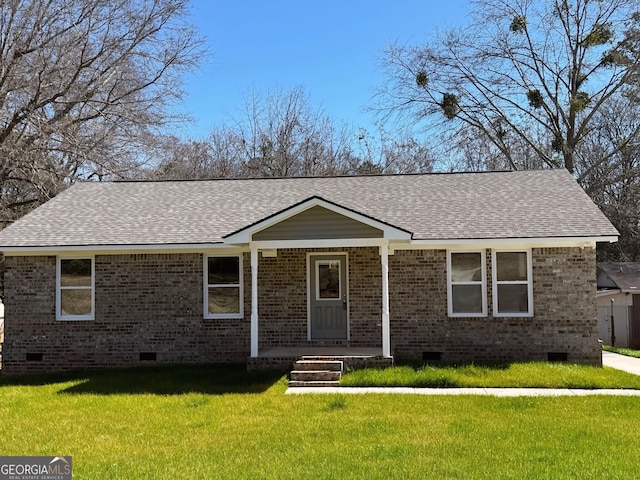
[1,243,243,256]
[392,236,617,250]
[2,236,617,256]
[596,289,621,297]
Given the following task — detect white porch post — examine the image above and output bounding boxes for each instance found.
[250,246,259,357]
[380,243,391,357]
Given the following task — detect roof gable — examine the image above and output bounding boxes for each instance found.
[225,197,409,244]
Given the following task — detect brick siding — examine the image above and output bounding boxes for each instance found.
[390,247,600,365]
[2,253,250,373]
[0,246,600,373]
[258,248,381,348]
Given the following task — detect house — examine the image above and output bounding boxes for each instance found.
[597,262,640,348]
[0,169,618,373]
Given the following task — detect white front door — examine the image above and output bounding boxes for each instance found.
[309,254,348,340]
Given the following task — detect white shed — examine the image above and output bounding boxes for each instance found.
[597,263,640,348]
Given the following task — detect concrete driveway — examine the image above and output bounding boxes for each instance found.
[602,351,640,376]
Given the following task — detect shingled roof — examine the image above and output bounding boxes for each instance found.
[598,262,640,292]
[0,169,618,248]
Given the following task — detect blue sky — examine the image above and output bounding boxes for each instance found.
[179,1,470,138]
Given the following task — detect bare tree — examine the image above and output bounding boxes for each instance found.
[152,86,438,181]
[231,86,359,177]
[0,0,203,221]
[355,127,435,174]
[578,94,640,260]
[153,87,364,179]
[150,127,246,180]
[378,0,640,174]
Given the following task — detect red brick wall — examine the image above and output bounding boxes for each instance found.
[1,246,600,373]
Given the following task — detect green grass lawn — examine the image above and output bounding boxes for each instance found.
[340,362,640,388]
[1,364,640,479]
[603,344,640,358]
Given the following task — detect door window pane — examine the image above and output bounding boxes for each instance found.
[318,261,340,299]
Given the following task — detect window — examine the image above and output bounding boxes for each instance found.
[57,257,94,320]
[204,255,243,319]
[447,251,487,316]
[492,250,533,316]
[316,260,341,300]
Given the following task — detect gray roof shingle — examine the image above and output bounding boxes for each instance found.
[598,262,640,291]
[0,169,619,248]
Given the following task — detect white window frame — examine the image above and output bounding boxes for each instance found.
[204,254,244,319]
[492,249,534,317]
[56,256,95,321]
[447,250,487,317]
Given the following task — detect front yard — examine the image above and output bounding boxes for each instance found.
[1,364,640,479]
[340,361,640,388]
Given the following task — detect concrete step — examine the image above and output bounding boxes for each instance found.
[288,357,346,387]
[299,355,393,369]
[290,370,341,382]
[288,380,341,388]
[293,359,343,371]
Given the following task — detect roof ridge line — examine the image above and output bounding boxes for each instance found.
[108,169,542,184]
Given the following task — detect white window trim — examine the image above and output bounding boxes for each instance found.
[56,256,95,321]
[447,250,487,317]
[492,249,534,317]
[203,254,244,319]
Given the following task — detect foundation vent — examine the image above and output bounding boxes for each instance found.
[547,352,568,362]
[422,351,442,362]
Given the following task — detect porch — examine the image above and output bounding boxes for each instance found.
[222,197,410,363]
[246,346,393,371]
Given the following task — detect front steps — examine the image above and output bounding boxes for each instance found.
[288,358,343,387]
[287,355,394,387]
